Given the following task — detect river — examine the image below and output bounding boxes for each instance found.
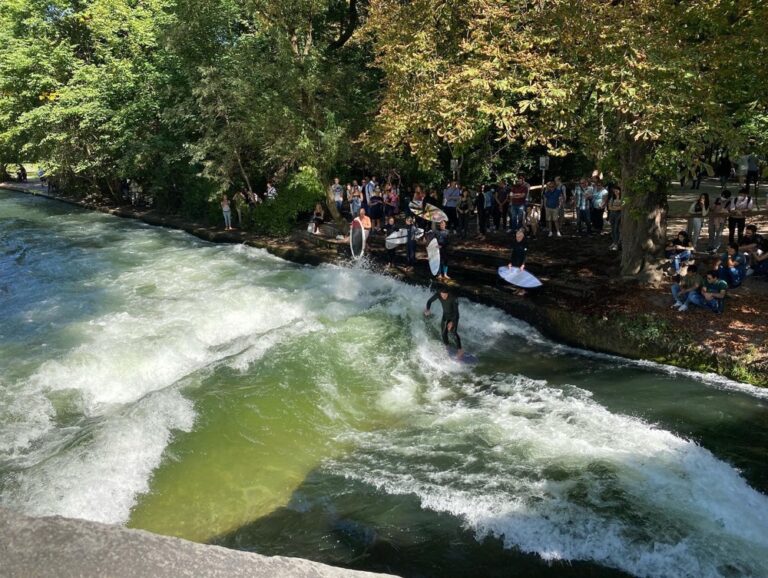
[2,190,768,578]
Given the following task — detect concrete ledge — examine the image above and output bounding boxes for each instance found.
[0,508,394,578]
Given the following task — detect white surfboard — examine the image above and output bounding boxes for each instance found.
[350,218,367,260]
[385,227,424,250]
[409,201,448,223]
[498,266,542,289]
[427,237,441,276]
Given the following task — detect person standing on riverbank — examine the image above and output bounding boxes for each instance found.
[687,192,709,250]
[607,185,624,250]
[573,178,593,235]
[442,181,461,230]
[726,187,755,245]
[232,190,246,227]
[508,176,528,233]
[708,190,729,254]
[265,181,277,201]
[591,181,608,233]
[543,180,564,237]
[221,194,232,230]
[493,180,509,232]
[435,220,451,280]
[331,178,344,214]
[424,288,463,359]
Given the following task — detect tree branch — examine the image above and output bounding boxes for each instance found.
[329,0,358,50]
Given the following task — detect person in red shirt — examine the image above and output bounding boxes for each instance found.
[508,175,528,233]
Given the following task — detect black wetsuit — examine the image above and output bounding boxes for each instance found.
[510,237,528,268]
[426,292,462,349]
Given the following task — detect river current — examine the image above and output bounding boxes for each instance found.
[2,190,768,578]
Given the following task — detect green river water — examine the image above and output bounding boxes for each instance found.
[1,190,768,577]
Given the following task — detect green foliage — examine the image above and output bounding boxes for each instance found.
[250,166,324,235]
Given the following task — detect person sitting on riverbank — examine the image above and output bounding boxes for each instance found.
[718,242,747,288]
[750,233,768,276]
[311,203,325,234]
[665,230,693,275]
[739,225,763,270]
[700,270,728,314]
[671,264,703,311]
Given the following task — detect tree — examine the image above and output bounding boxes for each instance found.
[364,0,768,279]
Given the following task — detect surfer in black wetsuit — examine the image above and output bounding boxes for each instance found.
[508,228,529,296]
[424,289,463,359]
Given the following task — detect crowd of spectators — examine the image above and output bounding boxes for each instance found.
[667,186,766,314]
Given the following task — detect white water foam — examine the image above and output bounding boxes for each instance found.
[330,374,768,578]
[1,388,195,524]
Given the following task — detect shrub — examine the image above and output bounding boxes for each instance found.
[250,166,325,235]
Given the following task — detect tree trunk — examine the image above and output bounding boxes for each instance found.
[325,188,348,234]
[619,138,667,283]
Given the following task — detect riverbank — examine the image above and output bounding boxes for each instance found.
[2,180,766,386]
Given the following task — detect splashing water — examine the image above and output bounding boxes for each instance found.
[2,191,767,578]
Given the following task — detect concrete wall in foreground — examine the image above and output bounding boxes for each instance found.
[0,508,395,578]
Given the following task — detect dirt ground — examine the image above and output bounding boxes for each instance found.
[443,177,768,370]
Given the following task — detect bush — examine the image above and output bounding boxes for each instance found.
[250,166,325,235]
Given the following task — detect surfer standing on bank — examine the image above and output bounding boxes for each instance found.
[424,288,463,359]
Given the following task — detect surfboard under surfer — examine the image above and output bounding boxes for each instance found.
[424,288,463,359]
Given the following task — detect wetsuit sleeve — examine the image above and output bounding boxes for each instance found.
[426,292,439,311]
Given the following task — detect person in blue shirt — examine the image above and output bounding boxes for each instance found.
[718,242,747,287]
[665,230,693,275]
[542,181,564,237]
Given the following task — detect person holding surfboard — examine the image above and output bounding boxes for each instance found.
[424,288,463,360]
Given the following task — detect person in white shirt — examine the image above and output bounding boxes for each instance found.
[590,181,608,233]
[573,178,593,235]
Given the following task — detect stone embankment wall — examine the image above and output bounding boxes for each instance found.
[0,508,394,578]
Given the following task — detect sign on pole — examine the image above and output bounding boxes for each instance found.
[539,156,550,170]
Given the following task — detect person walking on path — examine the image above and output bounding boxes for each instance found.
[424,288,463,359]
